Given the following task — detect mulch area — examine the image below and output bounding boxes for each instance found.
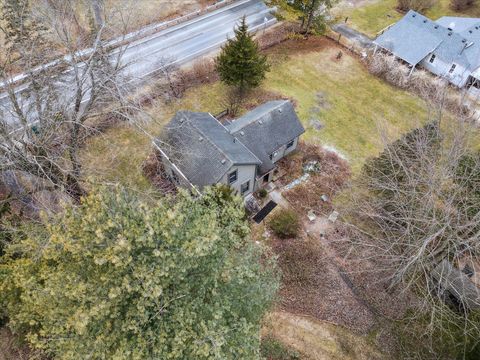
[268,142,417,341]
[277,142,351,216]
[270,234,377,333]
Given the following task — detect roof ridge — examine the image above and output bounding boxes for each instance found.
[229,100,289,132]
[216,118,262,165]
[181,112,235,165]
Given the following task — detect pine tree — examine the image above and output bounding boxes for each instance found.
[0,186,279,359]
[215,16,269,94]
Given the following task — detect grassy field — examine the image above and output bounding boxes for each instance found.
[80,37,429,191]
[337,0,480,37]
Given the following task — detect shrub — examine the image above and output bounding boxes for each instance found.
[258,188,268,198]
[260,336,300,360]
[397,0,436,12]
[451,0,475,10]
[269,209,300,239]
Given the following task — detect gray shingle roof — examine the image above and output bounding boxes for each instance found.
[436,16,480,33]
[374,10,480,70]
[158,111,260,188]
[226,100,305,174]
[432,260,480,310]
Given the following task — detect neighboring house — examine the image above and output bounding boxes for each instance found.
[432,259,480,311]
[374,10,480,90]
[154,100,305,197]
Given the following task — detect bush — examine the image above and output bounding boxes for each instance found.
[258,188,268,198]
[269,209,300,239]
[450,0,475,10]
[260,336,300,360]
[397,0,436,12]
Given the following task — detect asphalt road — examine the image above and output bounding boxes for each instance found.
[0,0,276,128]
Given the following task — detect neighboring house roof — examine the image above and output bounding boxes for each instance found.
[432,260,480,310]
[157,111,260,188]
[226,100,305,175]
[374,10,480,72]
[435,16,480,33]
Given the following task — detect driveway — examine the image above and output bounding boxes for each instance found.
[331,23,374,49]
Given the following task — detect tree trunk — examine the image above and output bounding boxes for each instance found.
[91,0,104,30]
[304,0,319,34]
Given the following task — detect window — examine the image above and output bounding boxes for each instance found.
[269,151,278,161]
[240,180,250,195]
[429,54,436,63]
[449,64,457,73]
[228,170,237,184]
[263,173,270,183]
[286,139,295,149]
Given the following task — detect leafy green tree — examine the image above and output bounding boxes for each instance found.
[268,0,336,34]
[216,16,269,95]
[0,186,278,359]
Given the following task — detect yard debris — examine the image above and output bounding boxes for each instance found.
[322,145,348,160]
[245,194,261,215]
[328,210,339,223]
[284,173,310,190]
[309,118,324,130]
[303,160,321,174]
[277,143,351,215]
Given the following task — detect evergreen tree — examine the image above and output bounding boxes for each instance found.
[0,186,278,359]
[216,16,269,94]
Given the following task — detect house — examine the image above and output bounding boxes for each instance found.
[374,10,480,90]
[154,100,305,197]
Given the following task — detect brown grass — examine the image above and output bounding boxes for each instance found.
[263,311,385,360]
[0,328,38,360]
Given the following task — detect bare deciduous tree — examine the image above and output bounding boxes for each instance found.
[345,117,480,357]
[0,2,133,202]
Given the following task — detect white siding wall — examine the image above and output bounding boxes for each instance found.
[219,164,257,197]
[420,54,470,87]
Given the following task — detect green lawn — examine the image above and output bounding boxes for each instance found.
[81,38,429,190]
[338,0,480,37]
[264,40,427,170]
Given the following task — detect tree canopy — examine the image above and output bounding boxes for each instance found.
[215,16,269,94]
[0,186,278,359]
[268,0,335,34]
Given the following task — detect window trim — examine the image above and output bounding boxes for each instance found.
[429,54,436,63]
[286,139,295,149]
[240,180,250,195]
[228,170,238,184]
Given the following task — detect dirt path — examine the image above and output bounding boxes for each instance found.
[263,311,384,360]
